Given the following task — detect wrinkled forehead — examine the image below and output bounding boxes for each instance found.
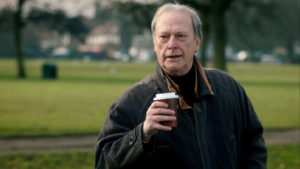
[155,10,194,34]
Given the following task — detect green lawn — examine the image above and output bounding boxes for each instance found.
[0,59,299,138]
[0,144,299,169]
[0,59,154,138]
[229,63,299,129]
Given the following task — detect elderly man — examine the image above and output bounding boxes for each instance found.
[95,3,267,169]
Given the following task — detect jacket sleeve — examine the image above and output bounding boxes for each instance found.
[95,102,155,169]
[236,84,268,169]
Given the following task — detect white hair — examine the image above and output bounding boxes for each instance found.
[151,3,202,40]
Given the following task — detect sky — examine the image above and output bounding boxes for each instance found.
[0,0,96,18]
[0,0,161,19]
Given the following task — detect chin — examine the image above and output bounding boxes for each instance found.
[165,64,190,76]
[164,67,183,76]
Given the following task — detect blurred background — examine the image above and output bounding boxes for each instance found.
[1,0,299,68]
[0,0,299,169]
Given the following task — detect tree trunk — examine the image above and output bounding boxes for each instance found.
[14,0,26,78]
[209,0,234,71]
[211,10,227,71]
[200,12,210,67]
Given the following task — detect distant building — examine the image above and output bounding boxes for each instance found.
[79,20,121,58]
[129,31,155,62]
[86,20,120,47]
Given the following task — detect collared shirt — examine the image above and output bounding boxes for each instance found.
[163,57,214,110]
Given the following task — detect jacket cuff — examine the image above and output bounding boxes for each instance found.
[136,123,156,155]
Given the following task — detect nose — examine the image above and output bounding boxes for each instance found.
[167,36,178,50]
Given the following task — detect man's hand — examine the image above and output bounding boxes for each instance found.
[142,101,176,143]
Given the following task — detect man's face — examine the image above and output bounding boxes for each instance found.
[154,10,201,76]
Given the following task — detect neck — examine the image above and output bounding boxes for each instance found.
[169,65,195,86]
[169,65,196,107]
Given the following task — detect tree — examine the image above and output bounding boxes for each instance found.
[0,8,15,58]
[26,8,89,43]
[113,1,157,57]
[14,0,27,78]
[113,0,298,68]
[209,0,234,70]
[6,0,91,78]
[226,0,299,63]
[280,0,300,62]
[227,0,277,59]
[177,0,235,70]
[113,0,234,70]
[199,11,210,67]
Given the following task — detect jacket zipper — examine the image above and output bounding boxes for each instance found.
[194,105,206,169]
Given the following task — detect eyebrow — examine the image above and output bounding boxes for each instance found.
[158,31,189,35]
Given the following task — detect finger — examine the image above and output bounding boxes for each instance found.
[152,108,175,116]
[153,123,173,131]
[152,114,176,123]
[145,112,175,125]
[151,101,169,109]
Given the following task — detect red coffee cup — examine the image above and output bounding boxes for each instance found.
[153,92,179,127]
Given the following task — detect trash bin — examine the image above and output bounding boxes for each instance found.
[42,63,58,79]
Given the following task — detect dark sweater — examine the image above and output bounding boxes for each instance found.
[170,66,196,107]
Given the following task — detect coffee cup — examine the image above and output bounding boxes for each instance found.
[153,92,179,127]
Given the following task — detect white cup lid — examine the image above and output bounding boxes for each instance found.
[154,92,179,100]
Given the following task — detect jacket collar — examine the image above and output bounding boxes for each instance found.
[154,56,214,109]
[154,61,170,93]
[194,57,215,97]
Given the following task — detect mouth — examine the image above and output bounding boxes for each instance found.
[165,55,182,59]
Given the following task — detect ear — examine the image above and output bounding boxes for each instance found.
[195,37,202,51]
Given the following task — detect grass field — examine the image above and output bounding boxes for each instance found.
[0,59,299,138]
[0,144,299,169]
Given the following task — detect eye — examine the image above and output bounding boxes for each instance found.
[159,34,169,43]
[160,35,168,39]
[178,34,185,38]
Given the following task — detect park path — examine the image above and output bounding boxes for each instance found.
[0,129,299,154]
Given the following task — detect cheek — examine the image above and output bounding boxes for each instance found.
[154,44,165,63]
[155,43,167,56]
[184,42,197,54]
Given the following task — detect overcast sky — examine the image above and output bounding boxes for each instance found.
[0,0,96,18]
[0,0,161,18]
